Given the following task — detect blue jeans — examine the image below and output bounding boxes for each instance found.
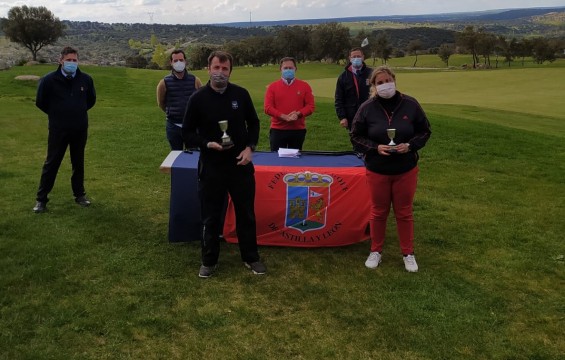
[166,121,184,150]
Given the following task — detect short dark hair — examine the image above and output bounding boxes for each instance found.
[207,51,233,72]
[170,49,186,62]
[279,57,297,69]
[350,47,363,56]
[60,46,78,59]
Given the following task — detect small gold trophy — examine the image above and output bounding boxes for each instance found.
[218,120,233,148]
[386,128,397,153]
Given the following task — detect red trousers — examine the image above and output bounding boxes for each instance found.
[366,167,419,255]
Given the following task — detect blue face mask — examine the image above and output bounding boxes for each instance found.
[282,69,295,81]
[351,58,363,68]
[62,61,78,74]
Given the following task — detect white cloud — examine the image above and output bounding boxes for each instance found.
[280,0,299,9]
[140,0,161,5]
[61,0,116,4]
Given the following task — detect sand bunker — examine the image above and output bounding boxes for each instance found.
[15,75,40,81]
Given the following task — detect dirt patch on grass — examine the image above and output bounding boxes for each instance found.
[15,75,40,81]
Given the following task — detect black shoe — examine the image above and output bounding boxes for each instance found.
[75,195,91,207]
[33,201,47,213]
[199,264,217,278]
[244,261,267,275]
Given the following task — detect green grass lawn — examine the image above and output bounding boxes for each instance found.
[0,61,564,359]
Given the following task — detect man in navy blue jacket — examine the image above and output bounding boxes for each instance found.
[335,47,372,131]
[33,46,97,213]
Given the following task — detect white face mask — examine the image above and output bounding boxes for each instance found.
[376,82,396,99]
[172,61,186,72]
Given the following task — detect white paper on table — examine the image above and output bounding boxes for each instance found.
[278,148,300,158]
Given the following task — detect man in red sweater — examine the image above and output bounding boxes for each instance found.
[264,57,315,151]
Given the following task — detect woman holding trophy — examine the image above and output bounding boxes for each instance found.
[350,65,431,272]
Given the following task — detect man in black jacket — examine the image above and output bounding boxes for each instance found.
[334,48,372,131]
[182,50,266,278]
[33,46,96,213]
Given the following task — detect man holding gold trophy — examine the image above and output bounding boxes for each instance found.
[182,51,265,278]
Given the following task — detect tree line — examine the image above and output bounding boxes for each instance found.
[129,23,563,70]
[454,26,562,68]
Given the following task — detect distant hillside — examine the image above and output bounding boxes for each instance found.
[221,7,565,27]
[0,21,270,66]
[62,21,269,45]
[461,7,565,21]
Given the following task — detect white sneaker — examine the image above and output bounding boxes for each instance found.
[403,254,418,272]
[365,252,382,269]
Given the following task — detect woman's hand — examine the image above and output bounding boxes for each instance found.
[377,144,392,156]
[396,143,411,154]
[378,143,410,155]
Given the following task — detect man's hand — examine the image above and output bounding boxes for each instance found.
[236,147,253,165]
[339,118,349,128]
[206,142,232,151]
[289,111,300,121]
[281,112,299,122]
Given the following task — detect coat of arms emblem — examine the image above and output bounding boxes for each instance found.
[284,171,333,233]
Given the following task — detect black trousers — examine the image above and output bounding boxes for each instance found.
[36,127,88,203]
[269,128,306,151]
[198,162,259,266]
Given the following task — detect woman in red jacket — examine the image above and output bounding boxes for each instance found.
[350,66,431,272]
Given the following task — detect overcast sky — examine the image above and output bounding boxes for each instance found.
[1,0,564,25]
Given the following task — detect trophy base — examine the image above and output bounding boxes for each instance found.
[221,141,234,148]
[386,141,397,153]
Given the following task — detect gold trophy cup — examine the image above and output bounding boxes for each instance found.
[386,128,397,153]
[218,120,233,148]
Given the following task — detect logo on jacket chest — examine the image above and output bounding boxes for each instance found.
[231,101,238,110]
